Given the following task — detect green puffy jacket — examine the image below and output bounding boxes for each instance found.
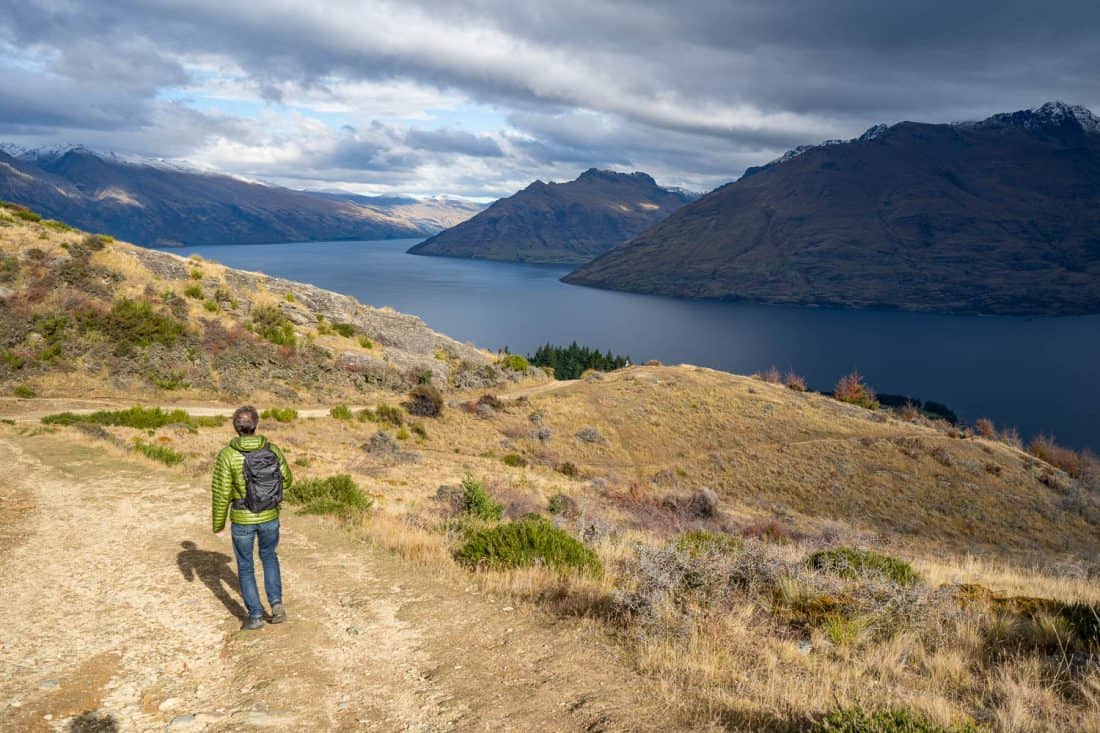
[211,435,293,532]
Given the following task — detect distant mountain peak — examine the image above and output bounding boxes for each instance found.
[968,101,1100,134]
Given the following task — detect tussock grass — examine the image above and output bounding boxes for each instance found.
[455,518,602,576]
[284,474,372,518]
[134,440,184,466]
[261,407,298,423]
[41,406,224,430]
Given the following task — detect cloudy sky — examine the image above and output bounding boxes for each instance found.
[2,1,1098,199]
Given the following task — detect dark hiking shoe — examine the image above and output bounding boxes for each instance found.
[269,603,286,624]
[241,617,264,631]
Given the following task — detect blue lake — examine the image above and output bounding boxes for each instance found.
[162,238,1100,452]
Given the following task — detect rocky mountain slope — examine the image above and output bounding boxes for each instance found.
[565,102,1100,315]
[0,145,479,245]
[408,168,695,264]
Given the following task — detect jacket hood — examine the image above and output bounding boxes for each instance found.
[230,435,268,452]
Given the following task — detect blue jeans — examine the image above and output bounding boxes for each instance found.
[231,519,282,620]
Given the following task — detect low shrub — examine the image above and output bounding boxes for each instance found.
[812,707,981,733]
[396,426,410,440]
[974,417,996,439]
[499,354,529,372]
[79,298,184,350]
[1028,434,1083,477]
[454,518,602,575]
[405,383,443,417]
[14,384,36,398]
[42,406,223,429]
[784,370,807,391]
[261,407,298,423]
[330,404,353,420]
[753,365,782,383]
[358,335,373,349]
[284,474,372,517]
[410,421,428,439]
[555,461,579,477]
[809,548,917,587]
[189,268,204,280]
[202,300,219,312]
[358,403,404,426]
[134,440,184,466]
[13,207,41,222]
[333,322,356,338]
[676,530,743,556]
[834,371,879,410]
[461,474,503,521]
[575,426,602,443]
[183,283,203,299]
[502,452,527,467]
[252,305,296,347]
[548,493,578,517]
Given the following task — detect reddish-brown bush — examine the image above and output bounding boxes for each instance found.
[975,417,996,438]
[833,371,879,410]
[784,370,807,391]
[1028,434,1083,477]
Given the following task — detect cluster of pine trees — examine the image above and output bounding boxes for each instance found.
[528,342,629,380]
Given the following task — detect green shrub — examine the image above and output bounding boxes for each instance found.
[396,426,410,440]
[14,384,36,398]
[358,335,373,349]
[358,403,404,426]
[189,268,204,280]
[284,292,296,302]
[13,207,41,222]
[252,305,296,347]
[461,474,503,521]
[316,317,332,335]
[293,456,312,467]
[79,298,184,349]
[455,518,602,575]
[261,407,298,423]
[813,707,982,733]
[152,372,188,391]
[41,406,223,430]
[330,404,353,420]
[202,300,219,312]
[809,548,917,587]
[2,351,26,370]
[42,219,73,232]
[284,474,372,517]
[676,530,743,556]
[134,441,184,466]
[333,322,356,338]
[183,283,203,299]
[410,421,428,439]
[499,354,529,372]
[405,384,444,417]
[502,452,527,467]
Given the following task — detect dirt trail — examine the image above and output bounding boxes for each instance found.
[0,430,673,732]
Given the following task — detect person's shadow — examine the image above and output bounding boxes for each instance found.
[177,540,246,620]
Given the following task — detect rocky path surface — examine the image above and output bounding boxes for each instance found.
[0,431,672,732]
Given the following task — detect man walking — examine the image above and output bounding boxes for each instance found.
[211,406,293,630]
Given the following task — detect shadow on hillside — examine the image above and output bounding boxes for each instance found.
[177,540,246,620]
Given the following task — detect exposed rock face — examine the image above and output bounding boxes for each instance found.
[564,102,1100,316]
[408,169,695,264]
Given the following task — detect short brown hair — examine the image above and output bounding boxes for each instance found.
[232,405,259,435]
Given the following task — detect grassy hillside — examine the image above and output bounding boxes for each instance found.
[0,201,527,404]
[3,202,1099,731]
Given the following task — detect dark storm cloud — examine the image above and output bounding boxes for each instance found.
[1,0,1098,194]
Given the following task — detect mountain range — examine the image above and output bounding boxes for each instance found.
[0,145,481,246]
[564,102,1100,315]
[407,168,695,264]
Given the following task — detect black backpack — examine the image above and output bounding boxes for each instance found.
[235,442,284,513]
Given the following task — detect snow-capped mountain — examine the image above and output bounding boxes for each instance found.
[751,102,1098,177]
